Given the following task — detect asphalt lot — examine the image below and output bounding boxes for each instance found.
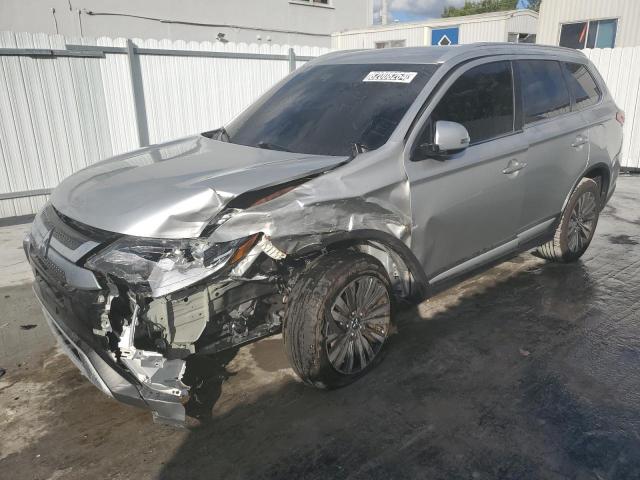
[1,176,639,480]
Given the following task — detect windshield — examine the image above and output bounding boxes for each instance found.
[224,63,439,156]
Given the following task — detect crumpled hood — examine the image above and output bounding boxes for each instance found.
[51,136,347,239]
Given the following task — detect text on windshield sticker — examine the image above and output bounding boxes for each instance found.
[363,71,418,83]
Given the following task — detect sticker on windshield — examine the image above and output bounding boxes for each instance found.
[363,71,418,83]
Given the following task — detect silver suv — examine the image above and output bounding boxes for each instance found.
[24,44,623,425]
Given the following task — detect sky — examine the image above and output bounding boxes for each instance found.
[372,0,529,23]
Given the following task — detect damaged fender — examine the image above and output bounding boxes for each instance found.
[210,143,413,254]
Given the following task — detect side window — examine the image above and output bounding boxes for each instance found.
[564,62,601,110]
[429,61,514,144]
[518,60,571,124]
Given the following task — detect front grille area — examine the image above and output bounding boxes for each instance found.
[38,255,67,283]
[53,224,85,250]
[28,204,119,354]
[55,208,117,244]
[40,203,117,250]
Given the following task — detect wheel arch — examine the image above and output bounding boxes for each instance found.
[562,162,612,213]
[583,162,612,207]
[285,229,429,302]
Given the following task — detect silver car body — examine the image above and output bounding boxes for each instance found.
[24,43,623,425]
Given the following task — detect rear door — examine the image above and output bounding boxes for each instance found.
[564,61,622,192]
[516,59,589,232]
[404,60,528,281]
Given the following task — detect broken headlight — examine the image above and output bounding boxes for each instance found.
[85,234,259,297]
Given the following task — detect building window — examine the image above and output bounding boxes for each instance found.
[375,40,406,49]
[559,19,617,49]
[508,33,536,44]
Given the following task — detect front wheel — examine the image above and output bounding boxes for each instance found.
[283,250,392,389]
[536,177,601,263]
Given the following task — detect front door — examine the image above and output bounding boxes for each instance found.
[404,60,527,282]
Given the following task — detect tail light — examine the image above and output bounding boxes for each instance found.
[616,111,625,126]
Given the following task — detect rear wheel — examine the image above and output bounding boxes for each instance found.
[283,251,392,389]
[536,177,600,263]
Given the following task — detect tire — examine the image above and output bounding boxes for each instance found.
[283,250,393,389]
[536,177,601,263]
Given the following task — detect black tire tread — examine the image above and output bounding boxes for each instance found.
[283,250,390,389]
[536,177,600,263]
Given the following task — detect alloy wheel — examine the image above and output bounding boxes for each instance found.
[325,275,391,375]
[567,191,598,253]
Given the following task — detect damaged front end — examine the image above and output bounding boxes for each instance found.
[25,203,297,426]
[25,128,421,427]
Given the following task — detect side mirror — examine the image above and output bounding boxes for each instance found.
[434,121,470,153]
[413,120,471,161]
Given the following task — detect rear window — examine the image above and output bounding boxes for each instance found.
[225,63,439,156]
[518,60,571,124]
[564,62,601,110]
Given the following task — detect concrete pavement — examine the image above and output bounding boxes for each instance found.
[1,176,639,479]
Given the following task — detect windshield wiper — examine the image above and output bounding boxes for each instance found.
[350,143,370,158]
[202,127,230,142]
[255,141,291,152]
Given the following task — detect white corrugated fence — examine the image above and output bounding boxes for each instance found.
[583,47,640,170]
[0,31,638,220]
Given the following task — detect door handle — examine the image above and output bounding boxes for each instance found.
[571,135,588,148]
[502,159,527,175]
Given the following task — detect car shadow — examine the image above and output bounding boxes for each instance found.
[182,348,239,423]
[158,258,640,480]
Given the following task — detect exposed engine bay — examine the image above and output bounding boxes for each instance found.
[93,233,291,401]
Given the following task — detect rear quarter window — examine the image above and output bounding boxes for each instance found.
[564,62,601,110]
[517,60,571,124]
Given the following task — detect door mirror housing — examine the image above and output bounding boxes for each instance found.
[434,120,471,153]
[413,120,471,161]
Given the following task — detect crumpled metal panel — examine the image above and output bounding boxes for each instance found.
[51,135,348,238]
[209,142,413,253]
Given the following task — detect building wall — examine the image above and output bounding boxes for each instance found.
[331,10,537,50]
[458,18,508,43]
[537,0,640,47]
[0,0,372,48]
[331,24,425,49]
[506,11,539,37]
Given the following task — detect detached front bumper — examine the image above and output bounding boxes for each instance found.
[33,279,187,425]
